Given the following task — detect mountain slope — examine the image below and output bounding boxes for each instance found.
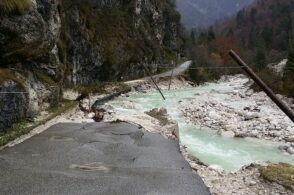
[175,0,254,29]
[0,0,183,131]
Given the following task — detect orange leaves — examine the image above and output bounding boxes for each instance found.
[214,37,240,65]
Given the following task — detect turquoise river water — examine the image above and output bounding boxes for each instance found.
[109,82,294,172]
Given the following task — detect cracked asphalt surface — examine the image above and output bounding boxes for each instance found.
[0,122,210,195]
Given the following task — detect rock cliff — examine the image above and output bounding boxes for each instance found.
[0,0,182,131]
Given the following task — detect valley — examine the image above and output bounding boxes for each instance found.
[1,0,294,194]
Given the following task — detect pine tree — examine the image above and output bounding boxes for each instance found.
[236,10,245,26]
[190,30,196,45]
[207,27,215,42]
[261,26,273,48]
[255,35,266,70]
[286,28,294,77]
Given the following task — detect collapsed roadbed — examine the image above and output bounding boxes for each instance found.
[0,122,210,195]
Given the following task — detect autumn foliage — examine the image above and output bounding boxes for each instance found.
[214,37,240,65]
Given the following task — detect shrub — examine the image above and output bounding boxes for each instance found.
[0,0,32,15]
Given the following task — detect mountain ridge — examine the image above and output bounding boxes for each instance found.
[175,0,254,29]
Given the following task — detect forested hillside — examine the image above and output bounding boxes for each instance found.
[186,0,294,97]
[219,0,294,64]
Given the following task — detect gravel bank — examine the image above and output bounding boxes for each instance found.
[122,74,294,194]
[180,75,294,155]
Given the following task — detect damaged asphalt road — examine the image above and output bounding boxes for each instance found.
[0,122,210,195]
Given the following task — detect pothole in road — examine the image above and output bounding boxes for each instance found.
[70,162,111,172]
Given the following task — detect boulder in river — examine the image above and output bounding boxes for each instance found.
[121,101,143,110]
[218,130,235,138]
[244,113,260,121]
[285,136,294,143]
[286,147,294,155]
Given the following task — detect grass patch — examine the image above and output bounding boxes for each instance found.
[0,68,25,87]
[0,0,32,15]
[75,82,107,95]
[0,100,78,148]
[110,119,125,124]
[75,81,130,95]
[35,72,56,86]
[259,163,294,190]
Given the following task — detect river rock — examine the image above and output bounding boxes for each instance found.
[286,147,294,155]
[208,111,221,120]
[166,122,180,139]
[87,112,95,119]
[121,101,143,110]
[285,136,294,143]
[208,164,224,172]
[63,90,79,101]
[245,89,254,97]
[244,113,260,121]
[80,98,91,111]
[220,130,235,138]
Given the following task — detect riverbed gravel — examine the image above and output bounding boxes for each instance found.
[180,75,294,155]
[126,74,294,195]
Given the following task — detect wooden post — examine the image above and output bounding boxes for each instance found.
[142,64,166,100]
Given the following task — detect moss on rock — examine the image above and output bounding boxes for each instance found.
[0,0,32,15]
[259,163,294,190]
[0,68,25,87]
[35,71,56,86]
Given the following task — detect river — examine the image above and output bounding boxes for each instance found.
[108,78,294,172]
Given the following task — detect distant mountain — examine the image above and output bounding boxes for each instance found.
[175,0,254,29]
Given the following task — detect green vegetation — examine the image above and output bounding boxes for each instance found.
[0,0,32,15]
[35,72,56,86]
[75,81,130,96]
[0,100,78,147]
[186,0,294,97]
[187,62,219,85]
[110,119,125,124]
[255,36,267,70]
[0,68,25,87]
[75,82,108,95]
[253,26,294,98]
[185,29,241,84]
[259,163,294,190]
[285,28,294,77]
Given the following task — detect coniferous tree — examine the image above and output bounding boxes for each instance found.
[236,10,246,26]
[255,35,266,70]
[190,30,196,45]
[286,28,294,77]
[207,27,215,42]
[198,32,207,45]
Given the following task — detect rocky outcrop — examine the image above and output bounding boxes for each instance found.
[0,0,182,131]
[0,80,28,132]
[60,0,182,84]
[0,0,61,72]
